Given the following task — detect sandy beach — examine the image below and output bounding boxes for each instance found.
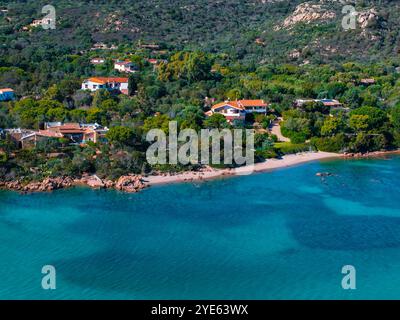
[144,151,341,186]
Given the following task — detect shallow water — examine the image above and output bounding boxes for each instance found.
[1,156,400,299]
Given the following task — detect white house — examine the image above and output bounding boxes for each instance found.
[81,77,129,95]
[90,57,105,65]
[0,88,15,101]
[114,60,137,73]
[30,18,53,28]
[208,100,269,122]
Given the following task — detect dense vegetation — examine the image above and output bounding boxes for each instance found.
[1,0,400,182]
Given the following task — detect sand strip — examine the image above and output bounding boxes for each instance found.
[144,151,341,186]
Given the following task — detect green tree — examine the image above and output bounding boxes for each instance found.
[390,104,400,131]
[106,126,135,147]
[226,88,242,100]
[92,89,111,108]
[321,117,344,137]
[203,113,229,129]
[350,106,387,131]
[349,114,369,132]
[128,73,140,96]
[177,106,205,131]
[142,114,171,133]
[158,51,212,83]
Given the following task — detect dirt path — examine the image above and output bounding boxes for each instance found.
[270,117,290,142]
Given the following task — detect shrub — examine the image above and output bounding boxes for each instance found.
[290,132,308,144]
[311,134,347,153]
[255,149,278,160]
[274,142,313,155]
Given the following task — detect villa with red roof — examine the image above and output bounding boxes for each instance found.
[81,77,129,95]
[208,99,269,122]
[7,123,109,148]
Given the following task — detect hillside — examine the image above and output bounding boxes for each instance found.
[0,0,399,65]
[1,1,400,185]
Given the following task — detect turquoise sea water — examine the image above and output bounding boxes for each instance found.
[1,156,400,299]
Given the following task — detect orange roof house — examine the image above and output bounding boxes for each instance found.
[37,130,63,138]
[81,77,129,95]
[46,123,108,144]
[208,99,269,122]
[86,77,128,84]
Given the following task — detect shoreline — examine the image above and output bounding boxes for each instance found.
[1,150,399,193]
[143,151,341,186]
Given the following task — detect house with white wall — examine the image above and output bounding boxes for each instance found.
[208,100,269,122]
[90,58,105,65]
[114,60,137,73]
[81,77,129,95]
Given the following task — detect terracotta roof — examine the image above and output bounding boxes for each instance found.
[86,77,129,84]
[0,88,14,93]
[211,99,268,111]
[239,99,267,107]
[212,101,243,111]
[84,128,96,134]
[48,123,85,134]
[38,130,63,138]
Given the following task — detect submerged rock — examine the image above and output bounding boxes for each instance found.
[316,172,333,177]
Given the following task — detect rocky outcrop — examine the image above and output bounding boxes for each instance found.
[277,2,336,30]
[316,172,334,177]
[115,175,146,193]
[342,151,397,159]
[79,174,105,189]
[357,8,379,29]
[0,174,145,193]
[0,177,74,192]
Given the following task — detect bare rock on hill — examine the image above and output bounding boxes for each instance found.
[277,2,336,30]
